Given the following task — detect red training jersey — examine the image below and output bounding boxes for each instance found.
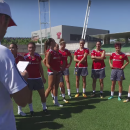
[15,54,25,64]
[24,53,42,79]
[110,52,128,69]
[47,49,63,72]
[59,49,71,68]
[91,49,105,70]
[74,48,89,68]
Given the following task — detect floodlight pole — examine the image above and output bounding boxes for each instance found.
[38,0,51,54]
[38,0,43,54]
[82,0,91,40]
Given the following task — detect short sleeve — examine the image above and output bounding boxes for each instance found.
[91,50,95,56]
[124,55,128,60]
[67,50,71,56]
[3,64,27,94]
[85,49,89,54]
[0,47,27,94]
[110,54,113,60]
[39,55,42,62]
[74,50,77,56]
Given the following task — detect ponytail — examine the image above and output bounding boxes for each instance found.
[44,38,54,53]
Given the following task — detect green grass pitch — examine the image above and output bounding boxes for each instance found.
[13,56,130,130]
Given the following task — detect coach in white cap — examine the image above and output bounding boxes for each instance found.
[0,1,29,130]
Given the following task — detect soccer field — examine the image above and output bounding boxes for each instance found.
[13,56,130,130]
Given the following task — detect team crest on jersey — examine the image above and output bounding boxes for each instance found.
[100,52,102,55]
[120,56,122,59]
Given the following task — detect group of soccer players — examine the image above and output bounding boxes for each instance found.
[8,38,130,117]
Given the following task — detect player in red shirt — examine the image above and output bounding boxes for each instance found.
[74,39,89,98]
[108,43,129,101]
[24,42,48,116]
[45,38,65,107]
[59,39,72,100]
[91,41,106,98]
[9,43,28,116]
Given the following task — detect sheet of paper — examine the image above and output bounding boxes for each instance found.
[17,61,29,72]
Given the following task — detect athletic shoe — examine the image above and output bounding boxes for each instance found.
[68,95,72,99]
[83,93,87,98]
[90,92,96,97]
[63,99,69,103]
[43,109,50,115]
[118,96,122,101]
[54,102,63,107]
[53,100,55,104]
[30,111,34,117]
[100,93,103,99]
[18,112,26,116]
[108,96,113,100]
[123,99,130,103]
[75,93,79,98]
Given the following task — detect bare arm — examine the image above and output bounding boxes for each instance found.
[121,58,129,69]
[91,51,106,60]
[42,58,47,67]
[39,62,46,83]
[11,86,29,107]
[78,52,88,64]
[67,55,72,67]
[109,58,113,69]
[74,55,80,62]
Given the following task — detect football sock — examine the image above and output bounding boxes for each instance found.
[111,91,114,96]
[42,102,47,110]
[28,103,33,111]
[67,89,71,95]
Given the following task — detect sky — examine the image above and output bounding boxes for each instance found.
[5,0,130,37]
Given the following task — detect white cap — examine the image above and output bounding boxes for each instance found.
[0,0,16,27]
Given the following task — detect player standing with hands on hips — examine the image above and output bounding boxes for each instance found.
[91,41,106,98]
[59,39,72,100]
[74,39,89,98]
[9,43,28,116]
[0,1,29,130]
[108,43,129,101]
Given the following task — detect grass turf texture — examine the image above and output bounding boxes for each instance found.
[13,56,130,130]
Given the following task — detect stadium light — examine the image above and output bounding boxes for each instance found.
[82,0,91,40]
[38,0,51,54]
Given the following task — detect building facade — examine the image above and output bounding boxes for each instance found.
[31,25,109,51]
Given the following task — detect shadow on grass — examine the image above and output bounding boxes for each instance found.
[15,97,108,130]
[15,90,128,130]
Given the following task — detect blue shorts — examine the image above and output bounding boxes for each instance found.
[74,67,88,77]
[27,78,44,91]
[110,69,125,81]
[91,68,106,79]
[60,68,69,82]
[62,68,69,75]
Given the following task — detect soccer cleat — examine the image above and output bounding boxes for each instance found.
[83,93,87,98]
[54,102,63,107]
[43,109,50,115]
[18,112,26,116]
[90,92,96,97]
[75,93,79,98]
[108,96,113,100]
[53,100,55,104]
[100,93,103,99]
[63,99,69,103]
[123,99,130,103]
[30,111,34,117]
[118,96,122,101]
[68,95,72,99]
